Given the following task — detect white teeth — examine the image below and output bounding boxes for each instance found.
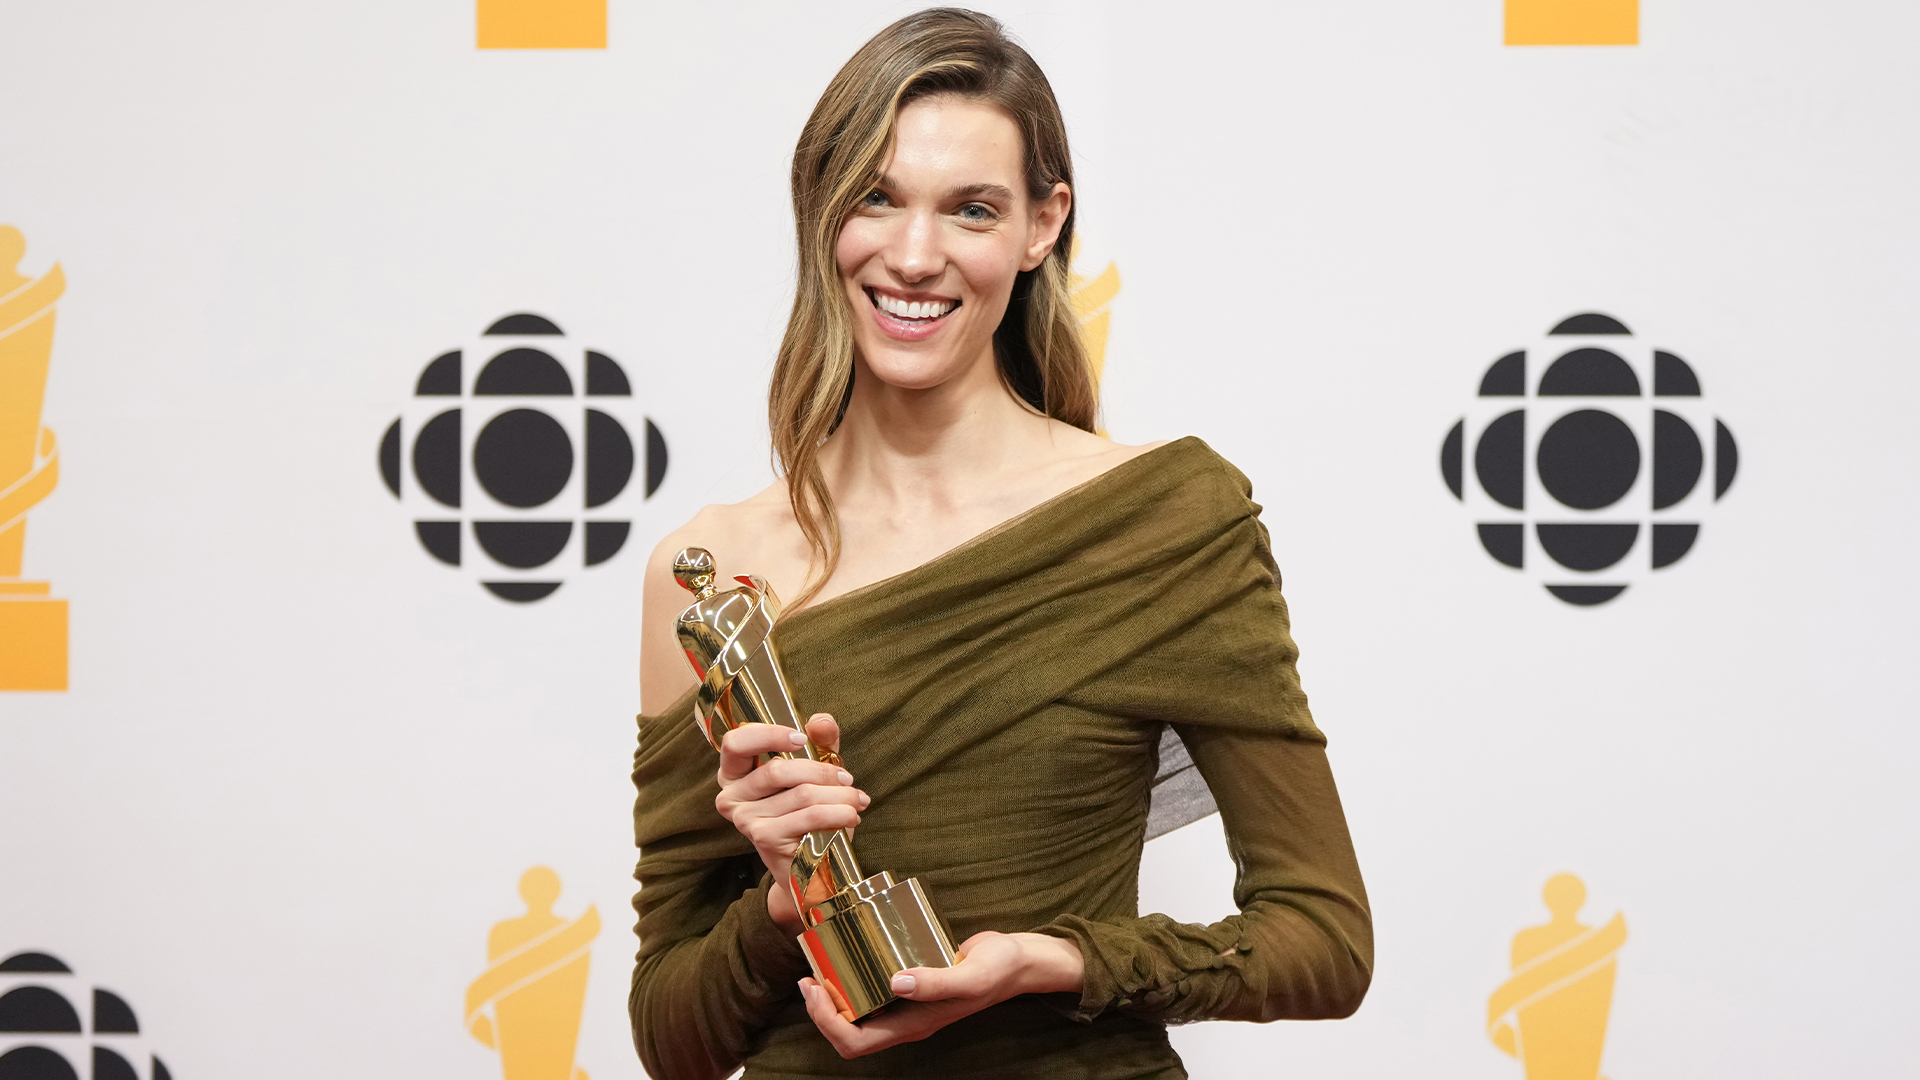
[875,293,952,320]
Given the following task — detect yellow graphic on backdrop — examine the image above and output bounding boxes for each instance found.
[478,0,607,49]
[1488,874,1627,1080]
[1068,237,1121,387]
[0,225,67,692]
[466,867,600,1080]
[1506,0,1639,45]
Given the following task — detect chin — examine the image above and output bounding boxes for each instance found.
[858,349,965,391]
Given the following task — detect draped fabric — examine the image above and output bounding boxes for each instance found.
[629,437,1372,1080]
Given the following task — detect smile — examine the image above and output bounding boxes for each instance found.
[868,288,957,321]
[865,288,959,341]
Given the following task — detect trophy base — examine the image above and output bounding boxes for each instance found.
[0,592,66,691]
[797,873,957,1021]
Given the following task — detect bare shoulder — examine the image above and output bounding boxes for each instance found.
[639,481,801,714]
[1044,422,1173,487]
[644,489,788,580]
[1098,436,1174,469]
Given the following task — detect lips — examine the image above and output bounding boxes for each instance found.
[864,287,959,342]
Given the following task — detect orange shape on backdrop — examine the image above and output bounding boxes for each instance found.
[1506,0,1639,45]
[1066,238,1120,436]
[478,0,607,49]
[0,225,68,692]
[0,597,66,690]
[1487,874,1627,1080]
[466,867,599,1080]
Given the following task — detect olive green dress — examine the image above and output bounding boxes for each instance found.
[629,437,1372,1080]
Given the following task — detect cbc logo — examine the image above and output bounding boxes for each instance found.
[0,950,173,1080]
[1440,314,1738,605]
[377,313,668,602]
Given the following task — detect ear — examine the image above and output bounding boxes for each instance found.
[1020,182,1072,272]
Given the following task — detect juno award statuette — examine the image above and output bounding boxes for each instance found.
[672,547,957,1019]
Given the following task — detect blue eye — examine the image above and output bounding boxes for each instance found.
[862,189,889,207]
[958,203,992,222]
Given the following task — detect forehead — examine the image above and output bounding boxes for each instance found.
[882,95,1024,190]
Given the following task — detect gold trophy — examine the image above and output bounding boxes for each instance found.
[672,547,956,1019]
[0,226,67,692]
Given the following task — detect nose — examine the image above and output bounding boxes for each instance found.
[886,208,943,285]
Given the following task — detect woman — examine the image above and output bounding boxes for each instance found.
[631,9,1371,1078]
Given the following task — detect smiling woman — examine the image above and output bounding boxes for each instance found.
[629,9,1372,1080]
[773,10,1094,609]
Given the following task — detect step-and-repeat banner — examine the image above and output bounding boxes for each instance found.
[4,2,1916,1077]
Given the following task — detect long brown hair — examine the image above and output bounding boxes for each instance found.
[769,7,1096,605]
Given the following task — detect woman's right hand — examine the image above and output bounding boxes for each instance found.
[714,714,869,933]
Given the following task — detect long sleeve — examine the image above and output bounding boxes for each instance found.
[625,438,1372,1077]
[1035,727,1373,1024]
[628,707,812,1080]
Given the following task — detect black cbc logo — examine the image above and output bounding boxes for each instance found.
[377,313,668,602]
[0,950,174,1080]
[1440,314,1738,605]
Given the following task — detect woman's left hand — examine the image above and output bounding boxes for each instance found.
[798,931,1085,1058]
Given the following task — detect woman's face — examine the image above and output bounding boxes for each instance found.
[836,94,1069,394]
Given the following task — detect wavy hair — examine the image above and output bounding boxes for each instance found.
[769,7,1095,605]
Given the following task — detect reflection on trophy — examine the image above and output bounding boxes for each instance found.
[0,225,67,692]
[673,547,957,1019]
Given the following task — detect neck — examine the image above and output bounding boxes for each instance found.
[820,349,1053,511]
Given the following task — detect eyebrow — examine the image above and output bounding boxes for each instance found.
[875,176,1018,204]
[945,182,1017,203]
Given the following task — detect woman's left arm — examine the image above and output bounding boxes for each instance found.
[1033,724,1373,1024]
[800,725,1369,1056]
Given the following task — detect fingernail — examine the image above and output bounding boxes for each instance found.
[836,769,853,785]
[788,730,807,746]
[857,791,871,807]
[891,973,916,995]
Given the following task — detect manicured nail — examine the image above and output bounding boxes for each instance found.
[891,973,916,995]
[857,791,871,807]
[788,729,807,746]
[836,769,853,785]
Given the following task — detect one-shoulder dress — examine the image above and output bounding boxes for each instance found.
[629,437,1373,1079]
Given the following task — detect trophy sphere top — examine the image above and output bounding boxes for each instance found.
[673,547,718,600]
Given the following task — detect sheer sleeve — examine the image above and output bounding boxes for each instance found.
[1031,519,1374,1026]
[627,705,812,1080]
[1034,727,1373,1024]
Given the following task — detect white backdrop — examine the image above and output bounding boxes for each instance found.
[3,2,1918,1078]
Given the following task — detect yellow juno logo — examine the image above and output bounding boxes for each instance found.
[466,867,600,1080]
[1488,873,1627,1080]
[462,864,591,1076]
[1068,237,1120,388]
[478,0,606,49]
[0,225,67,692]
[1506,0,1639,46]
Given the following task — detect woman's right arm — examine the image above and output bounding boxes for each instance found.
[629,846,810,1080]
[629,719,867,1079]
[630,532,866,1078]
